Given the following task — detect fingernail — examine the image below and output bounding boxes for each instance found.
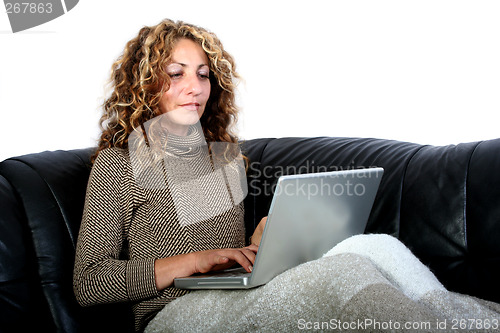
[248,265,253,272]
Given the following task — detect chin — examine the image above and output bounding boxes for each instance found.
[181,113,202,126]
[164,110,201,125]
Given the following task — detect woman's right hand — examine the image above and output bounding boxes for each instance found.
[154,244,259,291]
[193,244,259,274]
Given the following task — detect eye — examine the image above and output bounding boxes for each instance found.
[168,72,183,79]
[198,71,210,79]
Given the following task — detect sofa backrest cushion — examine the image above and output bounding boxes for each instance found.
[0,175,53,332]
[241,137,423,235]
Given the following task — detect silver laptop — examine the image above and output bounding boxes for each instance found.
[174,167,384,289]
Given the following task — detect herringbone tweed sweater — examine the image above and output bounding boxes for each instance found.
[73,133,246,332]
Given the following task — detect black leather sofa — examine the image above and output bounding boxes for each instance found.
[1,136,499,332]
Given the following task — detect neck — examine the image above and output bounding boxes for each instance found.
[161,119,190,137]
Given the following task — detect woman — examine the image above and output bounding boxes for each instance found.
[73,19,265,332]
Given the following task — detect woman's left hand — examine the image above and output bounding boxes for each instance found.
[250,216,267,246]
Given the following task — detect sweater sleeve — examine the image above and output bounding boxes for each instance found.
[73,148,159,307]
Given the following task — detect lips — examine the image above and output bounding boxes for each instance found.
[180,102,200,111]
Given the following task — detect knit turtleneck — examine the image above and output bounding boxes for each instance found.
[162,125,206,157]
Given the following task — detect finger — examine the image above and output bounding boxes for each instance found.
[236,248,257,270]
[220,250,254,273]
[245,244,259,253]
[195,252,231,274]
[240,247,257,263]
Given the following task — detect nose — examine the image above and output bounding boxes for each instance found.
[186,74,202,95]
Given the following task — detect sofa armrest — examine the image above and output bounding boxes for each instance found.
[0,148,134,333]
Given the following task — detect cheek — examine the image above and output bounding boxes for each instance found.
[160,88,178,112]
[202,82,211,103]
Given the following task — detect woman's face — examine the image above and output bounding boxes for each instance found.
[159,38,211,136]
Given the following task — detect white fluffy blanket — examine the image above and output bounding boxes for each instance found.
[146,234,500,332]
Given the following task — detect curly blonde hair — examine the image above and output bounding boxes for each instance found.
[93,19,241,162]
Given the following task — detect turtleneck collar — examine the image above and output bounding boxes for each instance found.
[162,125,207,157]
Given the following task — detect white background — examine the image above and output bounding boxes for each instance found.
[1,0,499,161]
